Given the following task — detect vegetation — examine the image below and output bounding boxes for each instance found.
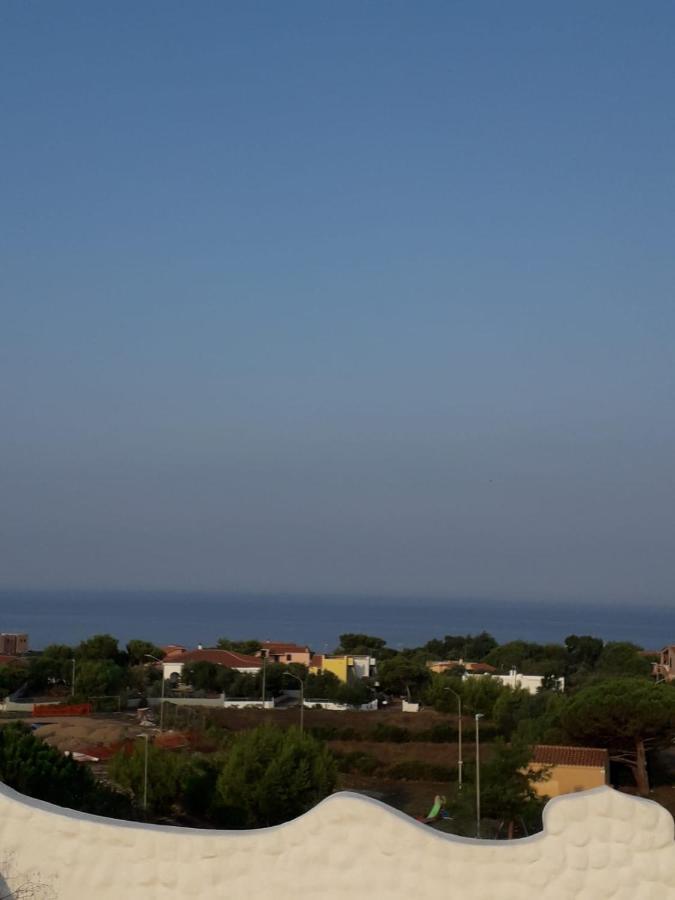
[215,725,336,827]
[472,739,548,838]
[0,723,130,818]
[216,637,261,655]
[108,742,188,816]
[562,678,675,794]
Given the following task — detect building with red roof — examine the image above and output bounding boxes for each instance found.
[161,647,262,682]
[257,641,312,666]
[529,745,609,797]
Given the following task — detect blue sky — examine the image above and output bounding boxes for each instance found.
[2,1,674,600]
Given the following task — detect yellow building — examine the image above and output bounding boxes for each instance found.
[529,745,609,797]
[309,655,351,682]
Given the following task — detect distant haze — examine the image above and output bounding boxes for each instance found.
[1,3,675,603]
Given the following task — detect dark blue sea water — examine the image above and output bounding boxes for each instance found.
[0,590,672,652]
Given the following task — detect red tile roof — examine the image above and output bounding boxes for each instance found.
[532,745,609,768]
[163,648,262,669]
[260,641,310,653]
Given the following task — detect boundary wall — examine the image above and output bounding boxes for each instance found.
[1,784,675,899]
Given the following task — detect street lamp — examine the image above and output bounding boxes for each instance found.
[282,671,304,734]
[145,654,165,732]
[136,733,149,813]
[71,658,76,697]
[475,713,484,838]
[444,686,463,791]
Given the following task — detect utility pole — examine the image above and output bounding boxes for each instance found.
[145,654,165,731]
[283,671,304,733]
[444,686,463,790]
[475,713,484,838]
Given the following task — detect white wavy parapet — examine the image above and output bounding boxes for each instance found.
[1,783,675,899]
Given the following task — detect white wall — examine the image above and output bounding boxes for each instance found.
[0,785,674,899]
[464,670,565,695]
[303,699,377,711]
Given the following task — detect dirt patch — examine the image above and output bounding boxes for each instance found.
[33,719,142,753]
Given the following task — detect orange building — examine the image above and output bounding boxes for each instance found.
[529,745,609,797]
[257,642,312,666]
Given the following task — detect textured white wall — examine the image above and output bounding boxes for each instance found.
[1,783,674,899]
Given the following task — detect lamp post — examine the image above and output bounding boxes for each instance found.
[444,686,463,791]
[145,654,165,732]
[136,733,149,813]
[475,713,484,838]
[283,671,304,734]
[71,658,76,697]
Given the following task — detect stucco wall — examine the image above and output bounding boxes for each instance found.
[530,763,608,798]
[1,783,674,899]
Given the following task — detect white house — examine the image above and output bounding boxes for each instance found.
[161,648,262,682]
[464,667,564,694]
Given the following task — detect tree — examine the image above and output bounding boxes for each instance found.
[0,664,27,698]
[595,642,652,678]
[216,638,261,655]
[26,645,74,692]
[562,678,675,794]
[335,634,387,655]
[73,659,125,698]
[108,742,187,816]
[377,656,430,700]
[423,632,498,662]
[215,725,336,827]
[564,634,603,673]
[75,634,120,662]
[305,671,341,700]
[335,680,374,707]
[483,641,567,677]
[475,739,548,838]
[126,640,164,666]
[0,723,129,818]
[182,661,222,692]
[492,687,567,742]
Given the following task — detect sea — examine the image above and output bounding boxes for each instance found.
[0,590,672,652]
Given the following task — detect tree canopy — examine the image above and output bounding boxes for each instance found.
[562,678,675,794]
[216,725,336,827]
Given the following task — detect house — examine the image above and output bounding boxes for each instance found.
[528,745,609,797]
[309,654,376,683]
[257,642,312,667]
[161,648,262,682]
[427,660,496,675]
[653,645,675,682]
[0,633,28,655]
[464,667,564,694]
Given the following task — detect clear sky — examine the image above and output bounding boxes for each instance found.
[2,2,674,602]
